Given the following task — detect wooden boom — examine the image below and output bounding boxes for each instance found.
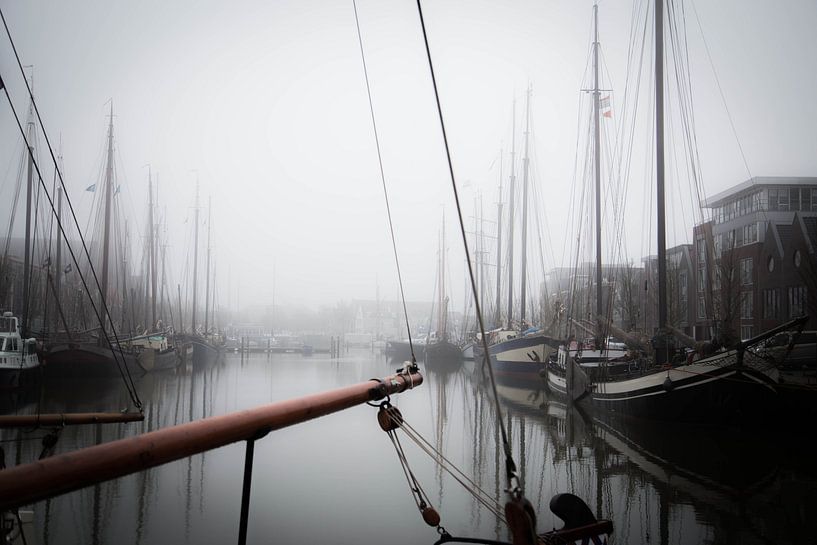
[0,370,422,510]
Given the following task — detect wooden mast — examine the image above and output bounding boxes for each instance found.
[593,3,603,335]
[191,179,200,334]
[99,103,115,338]
[506,99,516,327]
[204,196,212,336]
[493,149,503,328]
[655,0,669,361]
[53,185,63,333]
[148,169,157,330]
[519,84,531,324]
[21,121,34,337]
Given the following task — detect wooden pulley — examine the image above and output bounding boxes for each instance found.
[377,405,403,431]
[504,495,537,545]
[421,506,440,527]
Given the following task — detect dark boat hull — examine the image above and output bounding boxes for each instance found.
[424,341,463,371]
[385,340,424,362]
[0,364,41,389]
[191,337,221,368]
[136,347,180,372]
[547,350,782,424]
[43,343,140,379]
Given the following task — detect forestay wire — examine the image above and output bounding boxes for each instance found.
[414,0,522,497]
[352,0,418,366]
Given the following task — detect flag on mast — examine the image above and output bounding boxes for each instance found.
[600,95,612,118]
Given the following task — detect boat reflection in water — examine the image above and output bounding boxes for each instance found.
[489,377,817,544]
[2,352,815,545]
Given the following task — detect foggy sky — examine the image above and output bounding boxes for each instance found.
[1,0,815,315]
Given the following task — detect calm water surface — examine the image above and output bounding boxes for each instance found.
[2,350,815,544]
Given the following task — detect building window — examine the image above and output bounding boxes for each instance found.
[789,286,808,317]
[802,188,812,212]
[767,255,775,273]
[790,188,801,211]
[697,268,706,292]
[769,188,778,211]
[763,289,781,319]
[779,188,789,211]
[794,250,802,268]
[740,291,753,319]
[741,325,754,341]
[812,188,817,211]
[740,258,753,285]
[697,295,706,319]
[696,235,706,263]
[735,223,757,247]
[722,230,735,251]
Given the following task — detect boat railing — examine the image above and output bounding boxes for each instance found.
[0,368,423,545]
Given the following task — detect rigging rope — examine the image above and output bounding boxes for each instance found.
[414,0,521,499]
[0,8,142,410]
[352,0,418,367]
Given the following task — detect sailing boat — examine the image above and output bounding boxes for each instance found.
[43,105,140,378]
[546,3,638,391]
[127,170,179,372]
[546,2,809,423]
[181,188,222,368]
[424,219,462,370]
[475,87,560,385]
[0,89,42,387]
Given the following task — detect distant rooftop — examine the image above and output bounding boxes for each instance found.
[704,176,817,208]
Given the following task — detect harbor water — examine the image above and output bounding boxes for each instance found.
[2,350,815,544]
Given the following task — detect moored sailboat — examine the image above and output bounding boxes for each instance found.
[423,220,462,371]
[475,87,560,385]
[546,1,811,426]
[181,188,222,368]
[42,105,141,379]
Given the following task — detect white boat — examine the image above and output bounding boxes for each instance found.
[0,311,41,388]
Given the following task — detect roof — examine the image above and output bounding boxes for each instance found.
[802,216,817,252]
[776,223,794,246]
[704,176,817,208]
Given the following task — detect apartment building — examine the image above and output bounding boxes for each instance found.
[693,177,817,341]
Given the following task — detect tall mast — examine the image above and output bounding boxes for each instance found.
[160,231,168,327]
[54,186,63,332]
[204,196,212,335]
[440,216,448,341]
[493,149,503,328]
[479,195,485,312]
[148,169,157,330]
[99,103,115,335]
[519,85,531,324]
[191,179,200,333]
[121,221,129,335]
[437,216,445,342]
[506,99,517,327]
[21,80,35,336]
[177,284,184,335]
[593,3,604,332]
[655,0,668,336]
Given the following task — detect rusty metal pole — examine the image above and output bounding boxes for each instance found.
[0,371,422,511]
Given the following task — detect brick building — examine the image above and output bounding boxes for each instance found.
[693,177,817,341]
